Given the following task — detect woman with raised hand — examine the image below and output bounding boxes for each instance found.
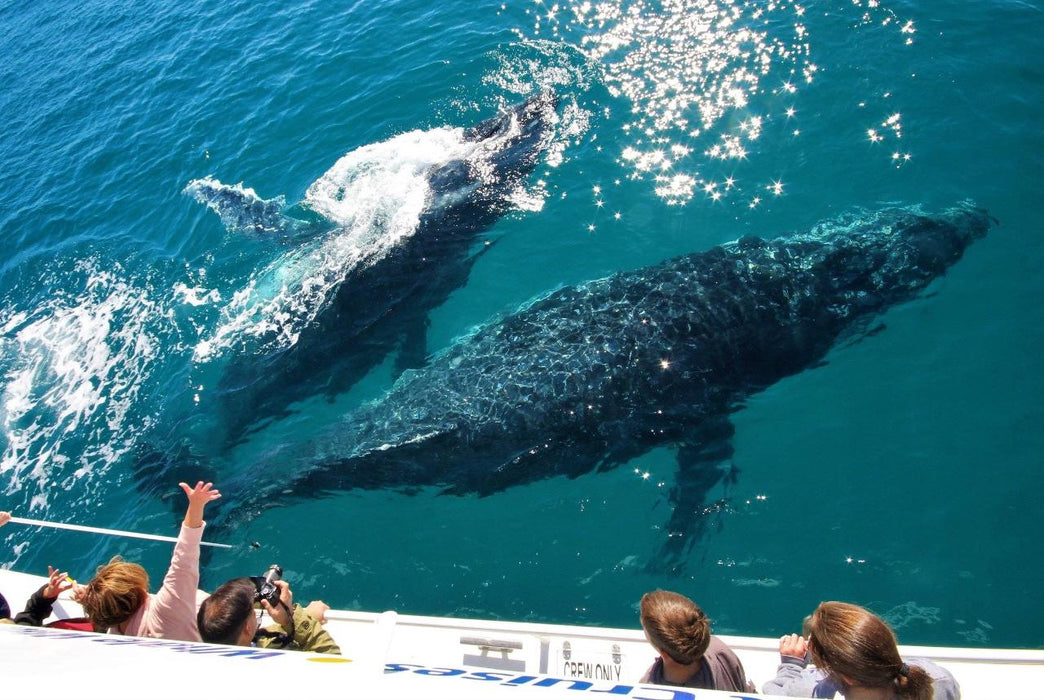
[76,481,221,641]
[763,601,960,699]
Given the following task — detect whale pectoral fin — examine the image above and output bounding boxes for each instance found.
[185,176,328,241]
[836,318,888,349]
[393,316,431,377]
[652,416,739,570]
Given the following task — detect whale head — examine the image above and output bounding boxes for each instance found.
[800,202,991,320]
[892,202,990,277]
[464,91,559,144]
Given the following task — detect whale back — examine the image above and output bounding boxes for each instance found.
[236,204,991,512]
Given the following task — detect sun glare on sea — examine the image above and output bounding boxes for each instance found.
[510,0,917,207]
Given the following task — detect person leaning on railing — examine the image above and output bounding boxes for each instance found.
[73,481,221,640]
[638,589,755,692]
[762,601,960,700]
[1,565,78,627]
[196,575,340,654]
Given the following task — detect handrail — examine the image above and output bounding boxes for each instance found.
[7,516,233,549]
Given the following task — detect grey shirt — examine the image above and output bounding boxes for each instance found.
[761,654,961,699]
[640,636,755,693]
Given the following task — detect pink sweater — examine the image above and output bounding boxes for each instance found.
[111,523,204,642]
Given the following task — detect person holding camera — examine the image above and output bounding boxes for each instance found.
[196,567,340,654]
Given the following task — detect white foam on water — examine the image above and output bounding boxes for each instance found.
[0,262,161,504]
[172,282,221,307]
[507,183,548,213]
[485,39,593,169]
[304,127,469,225]
[511,0,916,205]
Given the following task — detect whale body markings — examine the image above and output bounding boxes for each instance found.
[226,203,991,561]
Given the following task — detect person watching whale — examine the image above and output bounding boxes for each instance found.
[74,481,220,640]
[762,601,960,699]
[638,589,755,692]
[196,571,340,654]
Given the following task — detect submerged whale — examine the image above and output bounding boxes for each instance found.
[183,94,560,444]
[232,204,991,560]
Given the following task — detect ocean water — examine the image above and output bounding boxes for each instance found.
[1,0,1041,650]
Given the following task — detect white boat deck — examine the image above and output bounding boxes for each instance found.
[2,569,1042,698]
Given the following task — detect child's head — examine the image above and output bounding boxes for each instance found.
[639,590,710,664]
[197,577,258,646]
[78,556,149,630]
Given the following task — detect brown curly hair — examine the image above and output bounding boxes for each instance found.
[78,556,149,631]
[639,590,711,664]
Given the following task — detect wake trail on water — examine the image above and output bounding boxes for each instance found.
[1,92,570,529]
[0,261,176,516]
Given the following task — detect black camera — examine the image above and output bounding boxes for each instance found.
[251,564,283,607]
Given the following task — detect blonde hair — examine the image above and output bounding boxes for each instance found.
[808,601,934,700]
[639,590,711,664]
[78,556,149,630]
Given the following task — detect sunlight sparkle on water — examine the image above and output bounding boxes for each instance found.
[520,0,813,204]
[512,0,918,204]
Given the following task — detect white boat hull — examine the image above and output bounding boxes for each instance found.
[2,569,1040,698]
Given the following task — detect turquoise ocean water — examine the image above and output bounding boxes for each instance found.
[1,0,1041,648]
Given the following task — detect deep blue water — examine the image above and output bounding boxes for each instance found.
[1,0,1041,649]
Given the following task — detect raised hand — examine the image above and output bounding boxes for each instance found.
[179,481,222,528]
[42,565,74,599]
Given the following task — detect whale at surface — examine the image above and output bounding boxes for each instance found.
[228,203,992,562]
[181,94,560,446]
